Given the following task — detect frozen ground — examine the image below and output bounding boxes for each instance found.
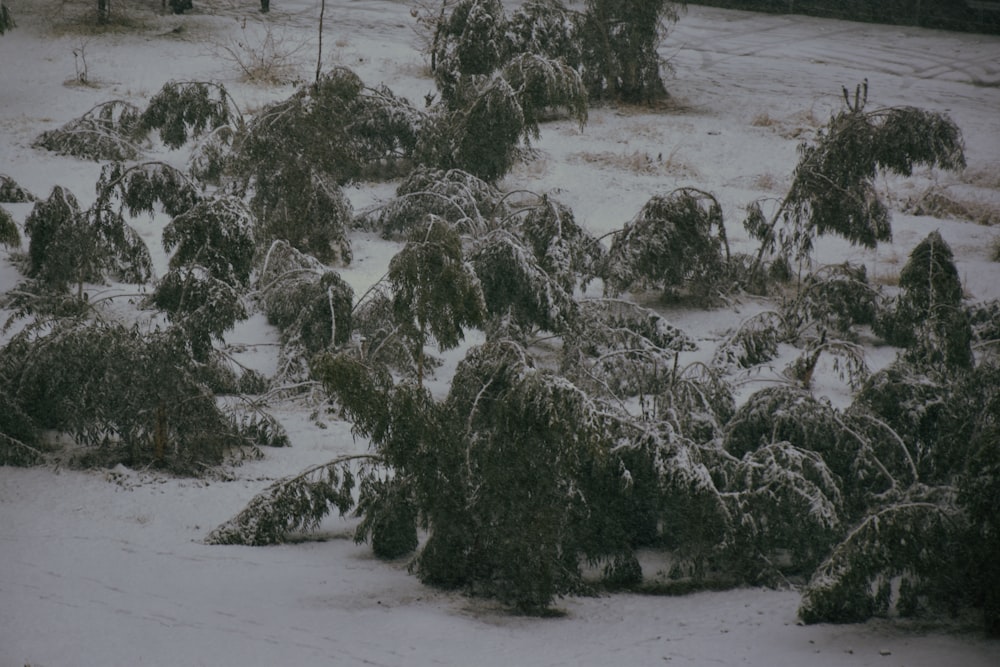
[1,1,1000,665]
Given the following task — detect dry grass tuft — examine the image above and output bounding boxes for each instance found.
[904,187,1000,226]
[570,148,700,178]
[959,165,1000,190]
[750,112,778,128]
[751,172,780,192]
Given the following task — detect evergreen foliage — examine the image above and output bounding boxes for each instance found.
[24,185,152,296]
[366,167,507,238]
[233,68,422,261]
[561,298,695,401]
[0,174,36,203]
[0,387,42,466]
[750,82,966,279]
[0,206,18,247]
[710,311,783,371]
[604,188,729,299]
[431,0,510,106]
[578,0,682,103]
[421,341,614,610]
[96,161,202,219]
[140,81,240,150]
[259,240,354,358]
[206,455,377,546]
[957,363,1000,635]
[470,229,578,334]
[387,219,485,382]
[33,100,144,161]
[151,267,248,361]
[517,195,605,293]
[799,496,965,623]
[877,230,972,369]
[425,1,587,181]
[0,2,13,34]
[0,320,251,472]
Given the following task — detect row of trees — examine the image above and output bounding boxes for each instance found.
[2,2,997,633]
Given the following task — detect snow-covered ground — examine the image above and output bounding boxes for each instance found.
[2,1,1000,665]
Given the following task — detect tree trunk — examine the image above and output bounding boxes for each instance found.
[97,0,109,24]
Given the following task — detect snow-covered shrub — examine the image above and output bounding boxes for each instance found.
[851,362,961,486]
[724,386,854,483]
[24,185,152,296]
[560,298,695,401]
[783,263,877,337]
[0,2,13,34]
[750,82,966,278]
[876,230,972,369]
[235,67,420,187]
[430,0,510,106]
[206,454,375,546]
[0,320,249,472]
[604,188,729,299]
[95,161,202,219]
[234,68,421,260]
[0,387,42,466]
[656,361,735,443]
[516,195,604,293]
[0,174,35,202]
[33,100,144,161]
[151,267,248,361]
[163,196,256,287]
[258,241,354,358]
[724,441,844,580]
[424,2,587,181]
[0,206,17,247]
[957,362,1000,635]
[470,229,578,334]
[354,474,419,559]
[507,0,581,68]
[968,299,1000,361]
[364,166,507,238]
[422,341,613,610]
[711,311,784,371]
[577,0,682,103]
[388,219,485,383]
[139,81,241,150]
[257,168,354,264]
[799,492,966,624]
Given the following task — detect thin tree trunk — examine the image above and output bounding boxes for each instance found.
[315,0,326,84]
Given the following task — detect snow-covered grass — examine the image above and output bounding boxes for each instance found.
[2,0,1000,664]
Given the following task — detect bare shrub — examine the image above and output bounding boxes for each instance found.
[211,18,306,85]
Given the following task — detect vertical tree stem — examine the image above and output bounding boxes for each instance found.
[315,0,326,84]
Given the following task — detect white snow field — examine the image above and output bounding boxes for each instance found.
[2,1,1000,665]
